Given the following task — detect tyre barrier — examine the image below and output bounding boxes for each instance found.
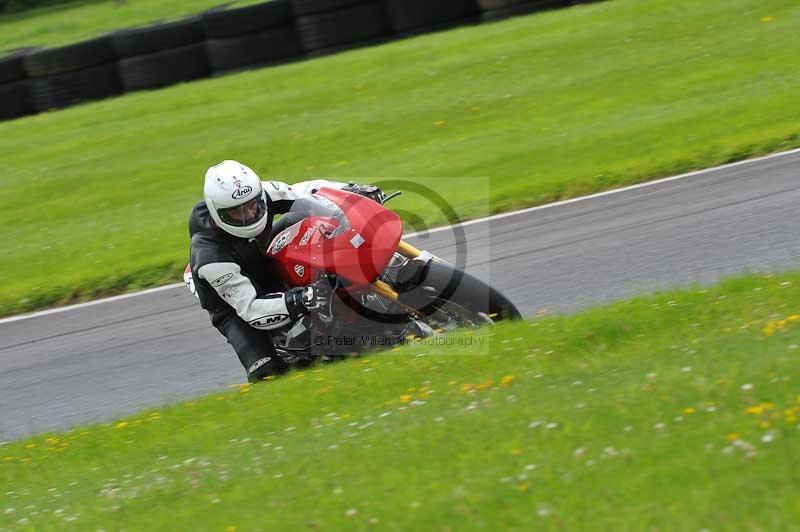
[23,36,120,112]
[22,36,115,77]
[0,50,32,120]
[290,0,364,17]
[478,0,571,21]
[206,27,302,73]
[28,62,120,112]
[203,0,302,73]
[112,16,205,59]
[0,0,604,123]
[113,17,209,92]
[202,0,294,38]
[0,48,27,83]
[118,42,210,92]
[0,80,30,120]
[383,0,479,36]
[295,1,389,55]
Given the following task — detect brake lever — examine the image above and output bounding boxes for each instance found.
[382,191,402,205]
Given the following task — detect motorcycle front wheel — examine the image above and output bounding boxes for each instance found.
[387,257,522,329]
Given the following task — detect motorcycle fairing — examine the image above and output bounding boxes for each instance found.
[268,188,403,287]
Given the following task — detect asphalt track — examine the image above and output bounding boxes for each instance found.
[2,150,799,441]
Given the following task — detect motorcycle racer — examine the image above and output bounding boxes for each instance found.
[188,160,384,382]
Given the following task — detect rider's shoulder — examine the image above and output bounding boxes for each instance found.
[262,179,298,205]
[262,179,289,192]
[189,201,213,233]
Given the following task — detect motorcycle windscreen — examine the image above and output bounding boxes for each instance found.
[281,196,350,237]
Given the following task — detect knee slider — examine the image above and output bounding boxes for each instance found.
[247,356,288,382]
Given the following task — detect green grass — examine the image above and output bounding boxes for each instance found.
[2,271,800,529]
[1,0,800,317]
[0,0,264,52]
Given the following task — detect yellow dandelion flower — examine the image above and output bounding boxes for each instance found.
[760,421,770,429]
[726,433,740,441]
[501,375,515,386]
[746,402,774,415]
[683,407,696,415]
[399,395,411,403]
[761,16,773,22]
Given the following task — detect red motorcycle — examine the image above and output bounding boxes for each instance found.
[264,187,521,359]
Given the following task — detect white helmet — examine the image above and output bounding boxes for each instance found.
[204,160,269,239]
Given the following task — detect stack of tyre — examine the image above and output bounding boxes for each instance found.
[291,0,389,56]
[203,0,303,74]
[23,37,121,112]
[0,49,32,120]
[0,0,607,124]
[477,0,573,21]
[113,16,209,93]
[382,0,479,36]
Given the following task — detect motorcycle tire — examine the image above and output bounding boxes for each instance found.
[397,260,521,325]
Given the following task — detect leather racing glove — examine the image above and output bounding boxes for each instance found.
[285,281,332,321]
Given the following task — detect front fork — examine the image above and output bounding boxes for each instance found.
[372,240,423,302]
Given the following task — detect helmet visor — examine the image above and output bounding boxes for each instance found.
[217,195,267,227]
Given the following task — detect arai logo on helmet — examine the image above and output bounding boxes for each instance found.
[231,185,253,200]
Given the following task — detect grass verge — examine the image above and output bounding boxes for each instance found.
[1,0,799,316]
[2,271,800,529]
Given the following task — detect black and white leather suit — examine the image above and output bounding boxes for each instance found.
[189,179,346,382]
